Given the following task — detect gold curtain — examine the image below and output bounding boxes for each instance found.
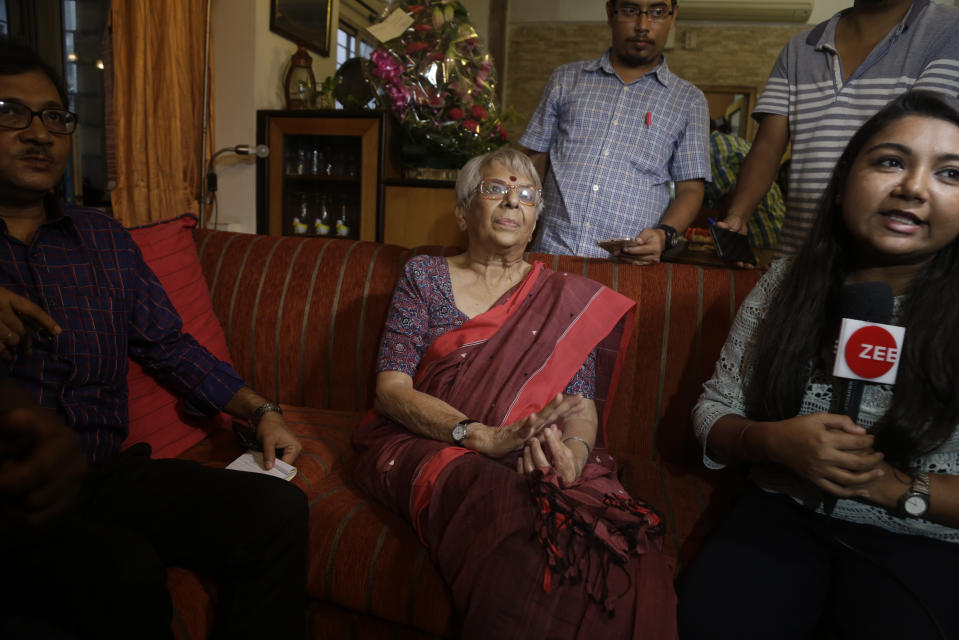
[110,0,212,227]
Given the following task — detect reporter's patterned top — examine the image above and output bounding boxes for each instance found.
[693,259,959,542]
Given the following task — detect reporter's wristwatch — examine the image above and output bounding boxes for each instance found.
[897,470,930,518]
[653,223,679,249]
[249,402,283,432]
[452,419,478,445]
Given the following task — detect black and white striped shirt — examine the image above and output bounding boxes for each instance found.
[754,0,959,257]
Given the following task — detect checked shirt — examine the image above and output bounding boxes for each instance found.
[520,51,710,258]
[0,200,245,462]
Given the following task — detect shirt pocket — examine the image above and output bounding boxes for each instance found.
[626,126,677,179]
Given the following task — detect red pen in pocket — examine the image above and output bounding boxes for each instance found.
[645,111,652,127]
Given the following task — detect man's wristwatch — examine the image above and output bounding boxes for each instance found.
[653,223,679,249]
[250,402,283,431]
[897,470,930,518]
[452,419,478,445]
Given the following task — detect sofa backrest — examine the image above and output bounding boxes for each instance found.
[194,231,763,570]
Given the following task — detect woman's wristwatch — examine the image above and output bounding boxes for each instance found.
[897,470,930,518]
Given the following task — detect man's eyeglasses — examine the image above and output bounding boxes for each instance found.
[475,179,541,207]
[0,100,78,135]
[612,4,674,23]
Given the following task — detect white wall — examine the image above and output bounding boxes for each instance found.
[212,0,339,232]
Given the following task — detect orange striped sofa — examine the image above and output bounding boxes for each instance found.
[167,229,763,639]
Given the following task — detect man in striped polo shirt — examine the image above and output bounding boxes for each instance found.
[719,0,959,258]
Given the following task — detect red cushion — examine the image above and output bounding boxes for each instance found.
[123,214,233,458]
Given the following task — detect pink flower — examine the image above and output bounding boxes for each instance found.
[370,49,401,81]
[470,105,488,120]
[448,107,465,120]
[387,83,410,111]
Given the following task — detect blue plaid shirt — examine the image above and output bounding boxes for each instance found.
[0,200,245,462]
[520,51,710,258]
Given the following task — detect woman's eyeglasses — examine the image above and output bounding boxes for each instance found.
[476,179,541,207]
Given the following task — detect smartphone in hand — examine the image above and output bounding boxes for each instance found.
[709,225,756,266]
[596,237,638,255]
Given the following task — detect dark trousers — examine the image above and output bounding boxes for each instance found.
[0,444,308,640]
[676,488,958,640]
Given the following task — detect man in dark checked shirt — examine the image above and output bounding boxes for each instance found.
[0,39,308,639]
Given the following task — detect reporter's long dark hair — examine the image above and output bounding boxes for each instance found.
[743,90,959,467]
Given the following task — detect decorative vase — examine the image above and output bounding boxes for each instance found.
[283,45,316,110]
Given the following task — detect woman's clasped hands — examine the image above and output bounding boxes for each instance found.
[516,425,587,484]
[469,393,585,458]
[760,412,885,499]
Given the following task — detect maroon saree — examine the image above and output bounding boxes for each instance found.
[352,263,677,639]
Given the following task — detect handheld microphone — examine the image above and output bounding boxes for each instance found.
[822,282,898,515]
[832,281,899,423]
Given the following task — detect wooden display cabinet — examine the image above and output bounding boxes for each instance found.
[382,181,465,249]
[256,110,385,240]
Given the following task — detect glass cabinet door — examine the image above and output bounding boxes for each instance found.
[256,110,385,241]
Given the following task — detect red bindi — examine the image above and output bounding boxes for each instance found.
[509,176,517,182]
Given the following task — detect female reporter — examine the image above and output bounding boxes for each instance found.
[678,90,959,640]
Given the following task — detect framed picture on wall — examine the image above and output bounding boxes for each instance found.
[270,0,333,56]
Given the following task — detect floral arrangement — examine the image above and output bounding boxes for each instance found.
[367,0,509,168]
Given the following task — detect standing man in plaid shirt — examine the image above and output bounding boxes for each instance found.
[520,0,710,264]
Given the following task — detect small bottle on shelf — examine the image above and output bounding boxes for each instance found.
[315,196,332,236]
[311,147,325,176]
[292,193,309,235]
[335,202,350,237]
[294,147,307,175]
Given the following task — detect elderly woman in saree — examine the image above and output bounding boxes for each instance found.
[352,147,676,639]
